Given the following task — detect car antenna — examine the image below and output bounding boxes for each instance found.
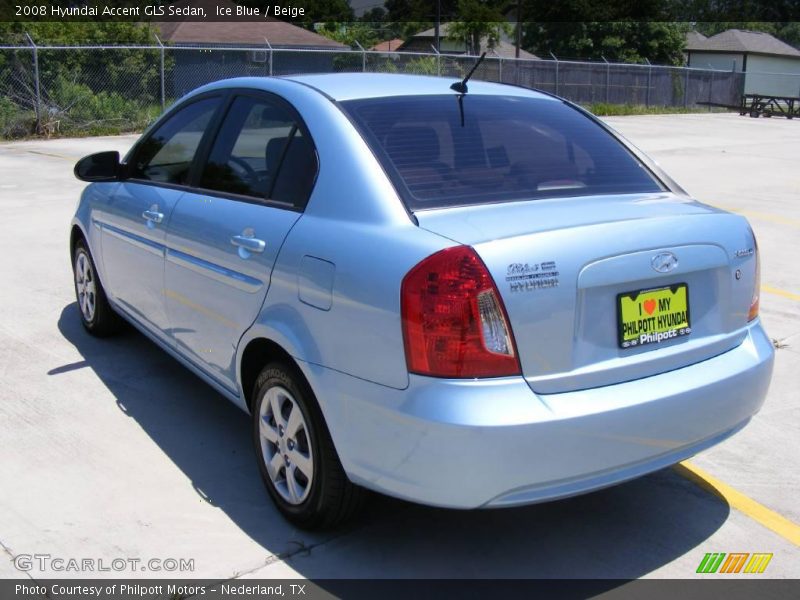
[450,52,487,95]
[451,52,486,127]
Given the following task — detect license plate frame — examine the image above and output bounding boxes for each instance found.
[617,283,691,349]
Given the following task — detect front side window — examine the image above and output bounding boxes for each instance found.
[341,95,663,210]
[199,95,318,208]
[129,97,219,185]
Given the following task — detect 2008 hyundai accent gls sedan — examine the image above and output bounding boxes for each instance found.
[70,73,774,529]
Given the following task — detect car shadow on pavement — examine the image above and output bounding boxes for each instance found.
[57,302,730,583]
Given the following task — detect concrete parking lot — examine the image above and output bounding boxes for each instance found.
[0,112,798,582]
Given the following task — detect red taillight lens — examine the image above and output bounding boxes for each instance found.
[748,235,760,321]
[401,246,521,378]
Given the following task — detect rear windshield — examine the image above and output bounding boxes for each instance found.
[341,94,663,210]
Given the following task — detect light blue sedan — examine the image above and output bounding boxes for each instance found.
[71,73,773,528]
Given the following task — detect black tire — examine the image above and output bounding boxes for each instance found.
[252,362,365,529]
[72,239,123,337]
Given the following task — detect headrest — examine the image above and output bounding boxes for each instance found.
[265,136,289,169]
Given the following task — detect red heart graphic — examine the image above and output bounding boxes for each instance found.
[643,299,656,315]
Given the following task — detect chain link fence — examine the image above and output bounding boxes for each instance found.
[0,43,762,139]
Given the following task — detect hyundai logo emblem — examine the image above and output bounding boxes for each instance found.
[651,252,678,273]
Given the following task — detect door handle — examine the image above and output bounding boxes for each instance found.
[231,235,266,253]
[142,209,164,224]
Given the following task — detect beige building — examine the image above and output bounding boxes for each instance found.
[686,29,800,97]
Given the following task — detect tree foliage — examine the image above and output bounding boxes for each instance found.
[236,0,354,29]
[447,0,511,55]
[384,0,460,22]
[0,21,154,45]
[523,22,690,65]
[0,22,161,137]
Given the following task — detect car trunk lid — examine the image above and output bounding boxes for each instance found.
[415,192,758,394]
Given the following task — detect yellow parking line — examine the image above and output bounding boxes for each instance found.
[675,461,800,547]
[739,209,800,229]
[761,284,800,302]
[713,205,800,229]
[25,149,74,160]
[0,147,74,161]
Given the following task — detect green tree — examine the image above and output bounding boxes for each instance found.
[385,0,459,22]
[523,22,690,65]
[293,0,353,30]
[360,7,387,22]
[448,0,512,55]
[315,22,383,48]
[237,0,354,29]
[0,22,161,137]
[0,21,154,45]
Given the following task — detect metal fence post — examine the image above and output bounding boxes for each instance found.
[498,56,503,83]
[550,52,559,95]
[354,40,366,72]
[602,55,610,103]
[708,68,713,111]
[645,58,652,107]
[684,66,690,108]
[24,33,41,131]
[430,45,441,77]
[154,33,165,110]
[264,37,273,76]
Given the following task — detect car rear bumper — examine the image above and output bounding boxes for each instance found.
[309,321,773,509]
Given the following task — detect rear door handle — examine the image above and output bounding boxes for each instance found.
[142,209,164,224]
[231,235,266,253]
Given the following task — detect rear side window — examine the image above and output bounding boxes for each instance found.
[341,95,662,210]
[130,97,219,185]
[199,95,318,209]
[200,96,294,200]
[270,130,317,208]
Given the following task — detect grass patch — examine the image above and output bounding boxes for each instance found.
[585,103,731,116]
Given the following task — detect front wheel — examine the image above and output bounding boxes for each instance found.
[72,239,122,336]
[252,363,365,529]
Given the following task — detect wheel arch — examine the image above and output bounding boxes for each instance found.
[239,336,310,414]
[70,223,87,261]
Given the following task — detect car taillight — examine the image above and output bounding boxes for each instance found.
[748,235,760,322]
[401,245,520,378]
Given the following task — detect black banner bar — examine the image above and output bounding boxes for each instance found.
[3,579,800,600]
[1,0,800,24]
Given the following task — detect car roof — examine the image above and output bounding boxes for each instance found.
[282,73,557,102]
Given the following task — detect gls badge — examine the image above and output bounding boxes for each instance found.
[651,251,678,273]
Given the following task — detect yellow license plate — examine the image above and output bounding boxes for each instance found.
[617,284,691,349]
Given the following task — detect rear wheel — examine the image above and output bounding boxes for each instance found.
[72,239,122,336]
[252,363,365,529]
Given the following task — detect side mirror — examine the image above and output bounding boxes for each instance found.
[74,151,121,182]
